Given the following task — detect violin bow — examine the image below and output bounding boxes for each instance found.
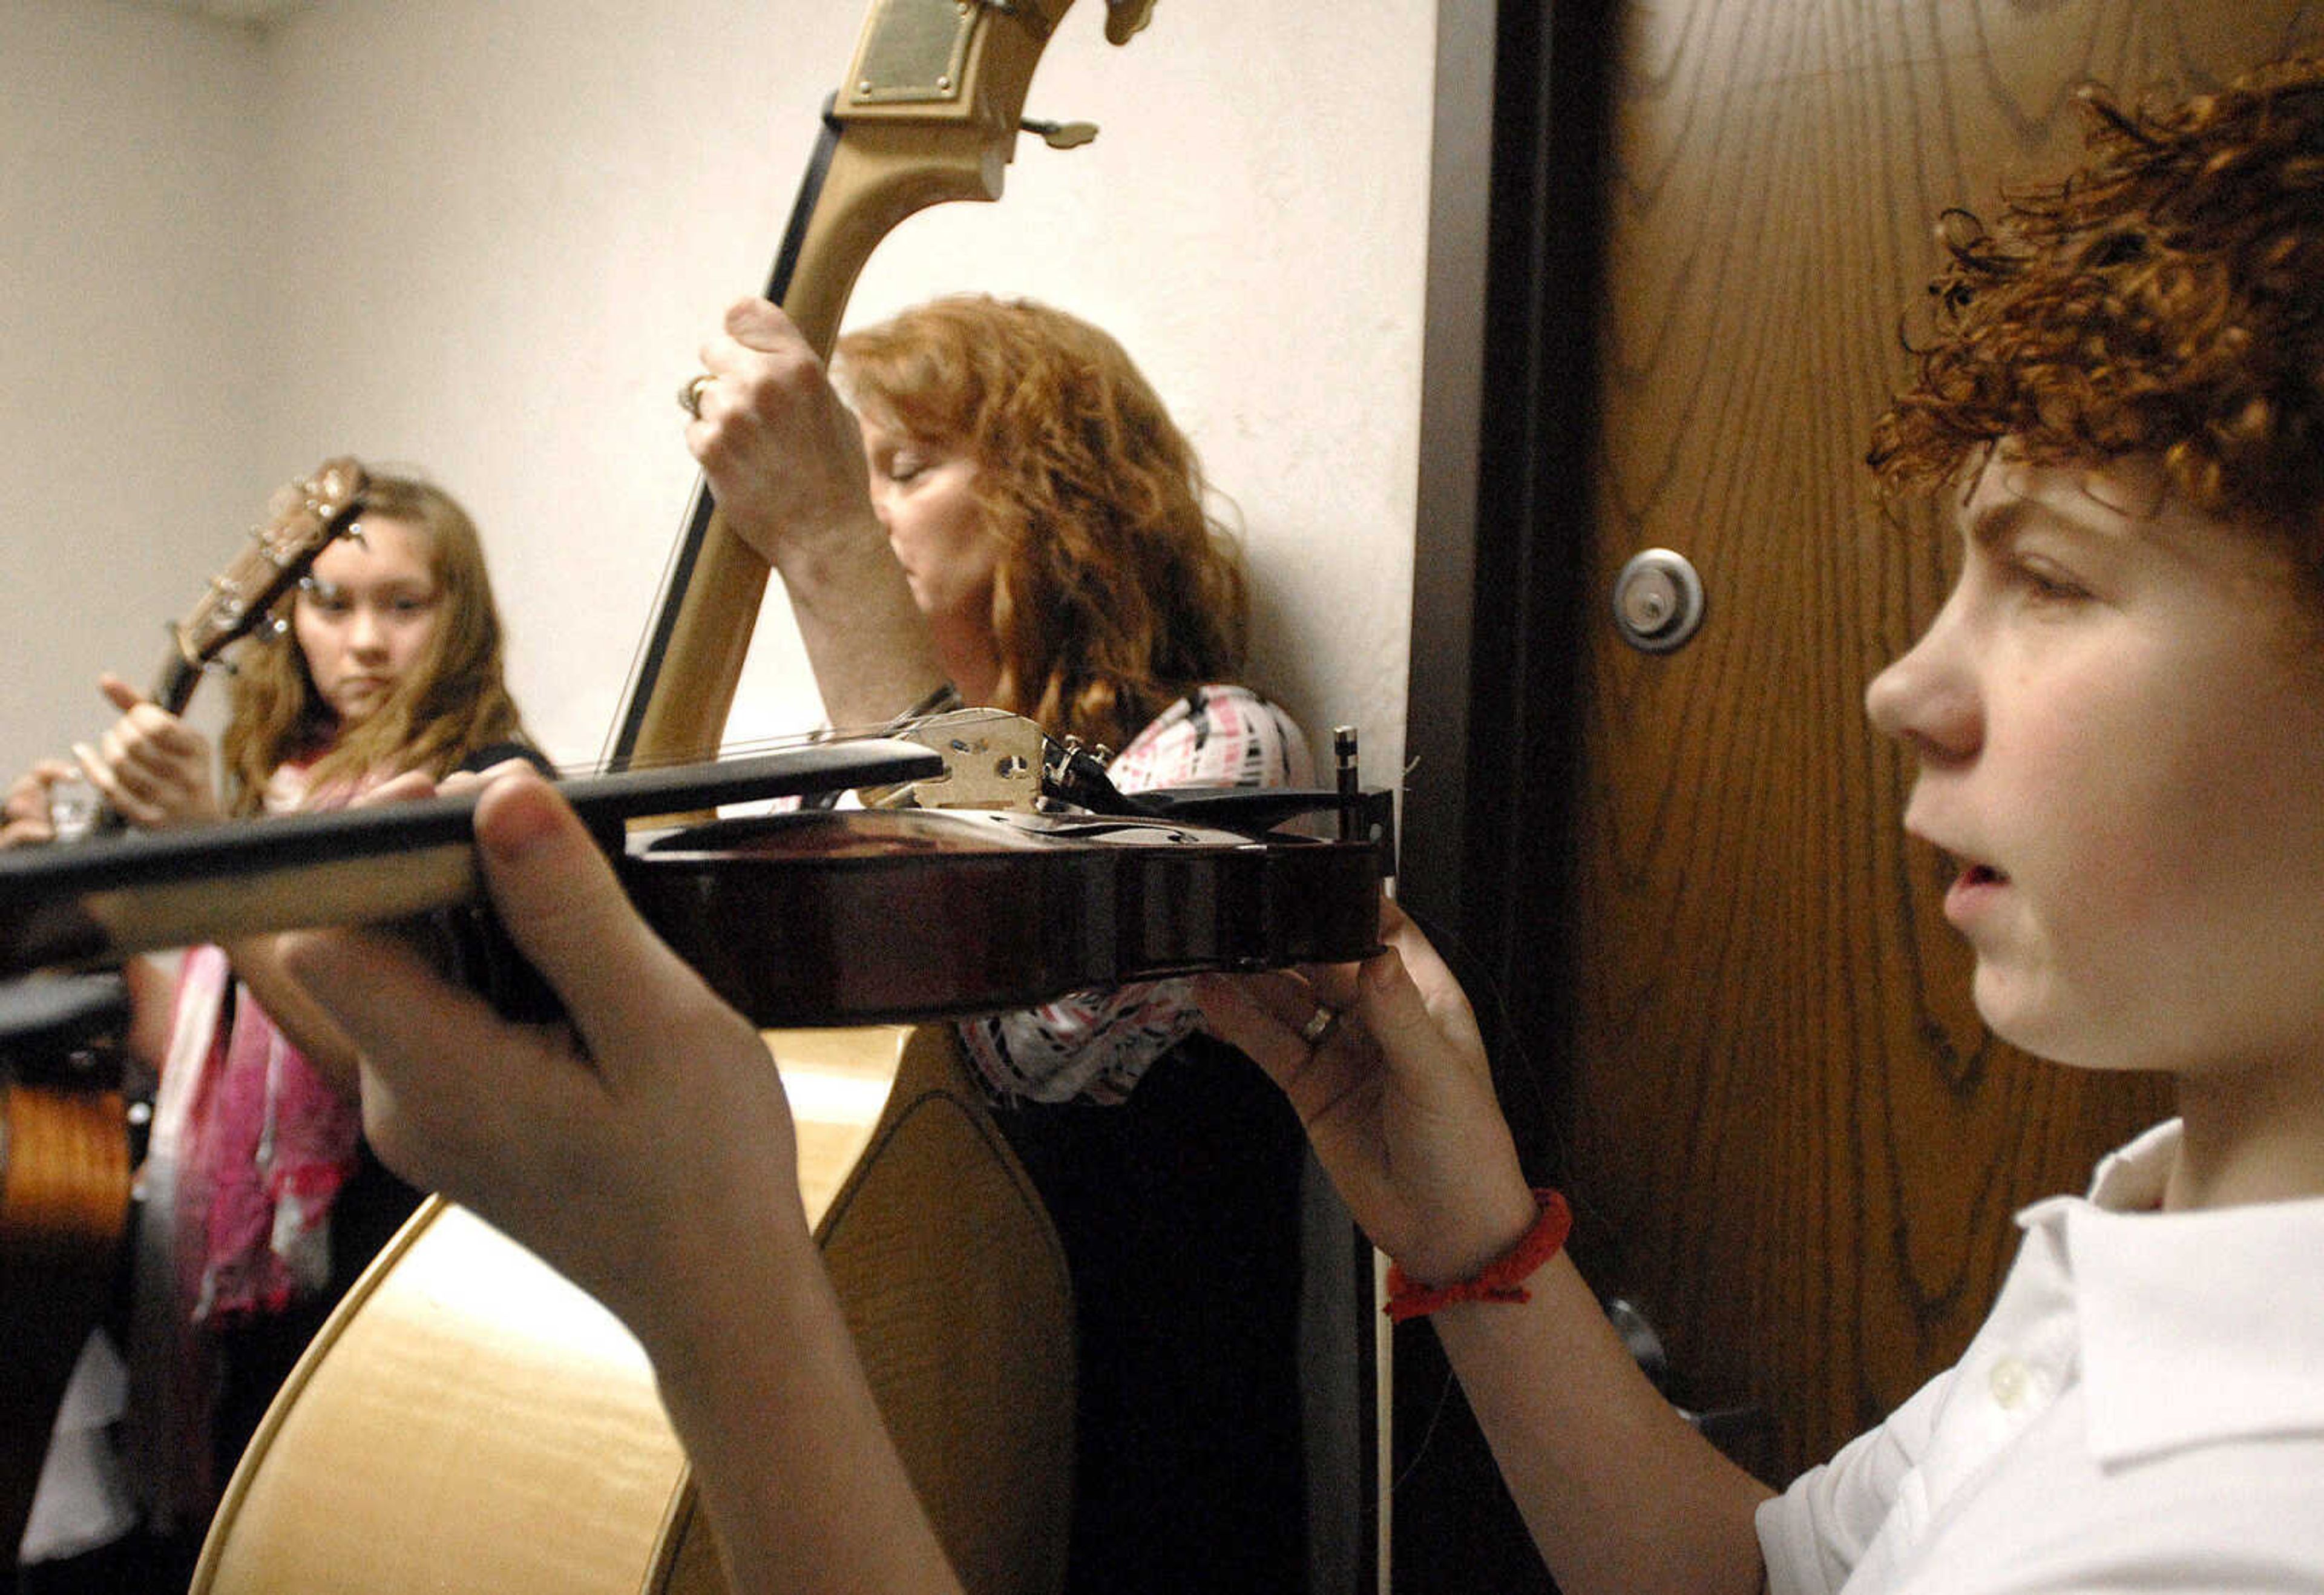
[609,0,1157,774]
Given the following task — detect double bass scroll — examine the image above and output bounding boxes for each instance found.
[613,0,1155,772]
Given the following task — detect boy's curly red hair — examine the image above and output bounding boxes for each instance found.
[1871,57,2324,568]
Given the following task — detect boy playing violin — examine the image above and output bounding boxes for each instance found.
[1198,55,2324,1594]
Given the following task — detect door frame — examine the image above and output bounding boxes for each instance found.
[1394,1,1616,1588]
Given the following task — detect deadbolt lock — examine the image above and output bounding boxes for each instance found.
[1612,548,1705,653]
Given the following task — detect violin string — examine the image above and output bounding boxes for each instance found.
[539,714,980,783]
[594,485,705,778]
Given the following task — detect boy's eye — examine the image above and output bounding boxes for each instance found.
[2011,557,2086,603]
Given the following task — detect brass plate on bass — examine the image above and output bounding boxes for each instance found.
[849,0,976,104]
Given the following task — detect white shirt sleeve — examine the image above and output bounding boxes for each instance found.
[1758,1371,1951,1595]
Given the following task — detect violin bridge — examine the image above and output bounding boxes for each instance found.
[872,708,1046,811]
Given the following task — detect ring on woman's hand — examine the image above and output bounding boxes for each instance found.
[677,372,715,419]
[1299,1004,1340,1047]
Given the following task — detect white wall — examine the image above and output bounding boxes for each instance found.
[2,0,269,761]
[5,0,1431,799]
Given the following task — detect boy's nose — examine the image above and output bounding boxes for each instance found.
[1863,651,1913,740]
[1865,625,1979,764]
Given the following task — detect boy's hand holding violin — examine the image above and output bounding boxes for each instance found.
[1193,901,1541,1288]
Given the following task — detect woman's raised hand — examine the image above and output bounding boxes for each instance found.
[677,297,950,732]
[682,297,887,572]
[1193,898,1540,1285]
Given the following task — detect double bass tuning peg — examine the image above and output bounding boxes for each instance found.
[1102,0,1155,44]
[1022,116,1098,150]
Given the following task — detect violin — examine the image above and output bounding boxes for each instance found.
[0,712,1391,1028]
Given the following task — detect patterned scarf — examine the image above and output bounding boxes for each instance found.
[125,760,362,1527]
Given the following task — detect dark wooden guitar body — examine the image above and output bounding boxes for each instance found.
[1,976,134,1560]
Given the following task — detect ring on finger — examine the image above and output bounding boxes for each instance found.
[1299,1004,1340,1046]
[677,372,715,419]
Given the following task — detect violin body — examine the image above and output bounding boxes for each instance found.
[626,806,1384,1027]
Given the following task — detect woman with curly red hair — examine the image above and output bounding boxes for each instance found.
[685,292,1315,1593]
[831,296,1255,754]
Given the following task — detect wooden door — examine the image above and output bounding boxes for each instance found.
[1396,1,2323,1585]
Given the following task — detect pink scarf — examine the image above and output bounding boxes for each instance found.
[126,760,363,1527]
[168,945,361,1326]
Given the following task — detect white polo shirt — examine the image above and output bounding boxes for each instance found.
[1758,1120,2324,1593]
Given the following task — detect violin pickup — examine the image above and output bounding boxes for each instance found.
[876,708,1048,811]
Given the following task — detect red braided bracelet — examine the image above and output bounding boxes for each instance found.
[1384,1189,1572,1322]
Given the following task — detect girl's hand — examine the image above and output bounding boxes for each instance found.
[1,759,75,848]
[74,673,220,829]
[1193,898,1538,1284]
